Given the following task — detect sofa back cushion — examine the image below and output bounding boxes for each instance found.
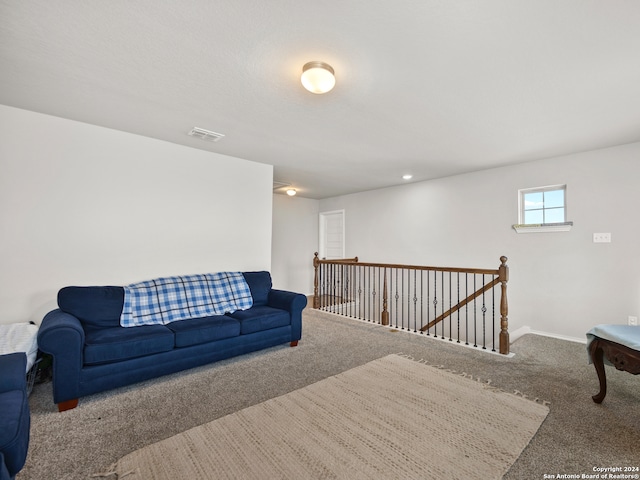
[58,286,124,329]
[242,271,272,306]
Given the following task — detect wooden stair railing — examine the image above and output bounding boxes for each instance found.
[312,253,510,354]
[312,254,358,309]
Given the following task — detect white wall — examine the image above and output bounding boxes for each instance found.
[0,105,273,325]
[317,143,640,341]
[271,193,319,294]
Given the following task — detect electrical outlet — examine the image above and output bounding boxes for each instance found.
[593,233,611,243]
[629,316,638,326]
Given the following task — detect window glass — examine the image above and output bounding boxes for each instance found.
[519,185,566,225]
[523,192,543,210]
[544,189,564,209]
[544,207,565,223]
[524,210,544,224]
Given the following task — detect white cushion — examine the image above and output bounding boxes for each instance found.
[0,322,39,371]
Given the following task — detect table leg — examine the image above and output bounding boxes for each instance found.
[589,339,607,404]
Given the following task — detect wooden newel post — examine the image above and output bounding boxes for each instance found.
[313,252,320,309]
[498,256,509,355]
[381,270,389,326]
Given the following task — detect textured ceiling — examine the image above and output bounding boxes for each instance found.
[1,1,640,199]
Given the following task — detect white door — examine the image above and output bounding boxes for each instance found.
[319,210,345,259]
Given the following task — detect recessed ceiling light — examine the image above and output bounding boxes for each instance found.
[286,188,297,196]
[402,174,413,180]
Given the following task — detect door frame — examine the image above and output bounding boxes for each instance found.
[318,209,345,259]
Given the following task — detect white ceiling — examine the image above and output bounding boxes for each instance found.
[2,1,640,199]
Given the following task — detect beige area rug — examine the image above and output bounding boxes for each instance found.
[104,354,549,480]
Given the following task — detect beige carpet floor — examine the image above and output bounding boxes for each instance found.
[21,309,640,479]
[104,354,548,480]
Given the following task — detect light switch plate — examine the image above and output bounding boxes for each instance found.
[593,233,611,243]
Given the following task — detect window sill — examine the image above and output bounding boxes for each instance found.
[512,222,573,233]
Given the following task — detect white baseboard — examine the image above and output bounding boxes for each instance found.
[510,326,586,345]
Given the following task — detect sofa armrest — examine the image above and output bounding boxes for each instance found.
[268,289,307,312]
[37,309,85,403]
[0,353,27,393]
[268,290,307,342]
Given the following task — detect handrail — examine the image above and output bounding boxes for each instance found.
[312,253,510,354]
[314,255,499,275]
[422,276,500,331]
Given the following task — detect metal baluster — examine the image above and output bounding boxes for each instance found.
[326,263,330,312]
[337,264,342,313]
[413,269,418,333]
[318,263,322,310]
[363,266,367,321]
[406,268,410,330]
[431,271,437,337]
[419,270,424,334]
[456,272,460,343]
[395,269,399,329]
[482,274,487,350]
[336,264,340,313]
[337,263,340,313]
[371,267,376,323]
[337,264,341,313]
[377,267,381,324]
[344,264,349,317]
[357,265,362,320]
[440,270,445,339]
[473,274,478,348]
[329,263,333,312]
[320,263,325,310]
[324,263,329,310]
[425,270,430,335]
[368,266,372,322]
[326,263,330,311]
[347,264,352,318]
[465,273,469,346]
[448,271,452,341]
[364,266,368,321]
[353,264,357,319]
[391,268,396,327]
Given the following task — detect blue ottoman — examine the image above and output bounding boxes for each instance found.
[0,353,30,480]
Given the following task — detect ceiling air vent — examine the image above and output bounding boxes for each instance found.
[273,181,291,190]
[188,127,225,142]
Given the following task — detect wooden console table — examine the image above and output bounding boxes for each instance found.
[588,337,640,403]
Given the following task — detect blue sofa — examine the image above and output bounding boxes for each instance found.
[38,271,306,412]
[0,353,30,480]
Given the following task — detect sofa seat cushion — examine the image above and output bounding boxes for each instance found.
[83,325,174,365]
[229,306,290,335]
[0,389,29,477]
[166,316,240,348]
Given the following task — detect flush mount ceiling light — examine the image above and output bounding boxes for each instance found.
[301,61,335,94]
[402,174,413,180]
[286,188,297,196]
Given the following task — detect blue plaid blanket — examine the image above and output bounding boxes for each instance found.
[120,272,253,327]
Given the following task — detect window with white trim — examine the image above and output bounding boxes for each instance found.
[513,184,572,233]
